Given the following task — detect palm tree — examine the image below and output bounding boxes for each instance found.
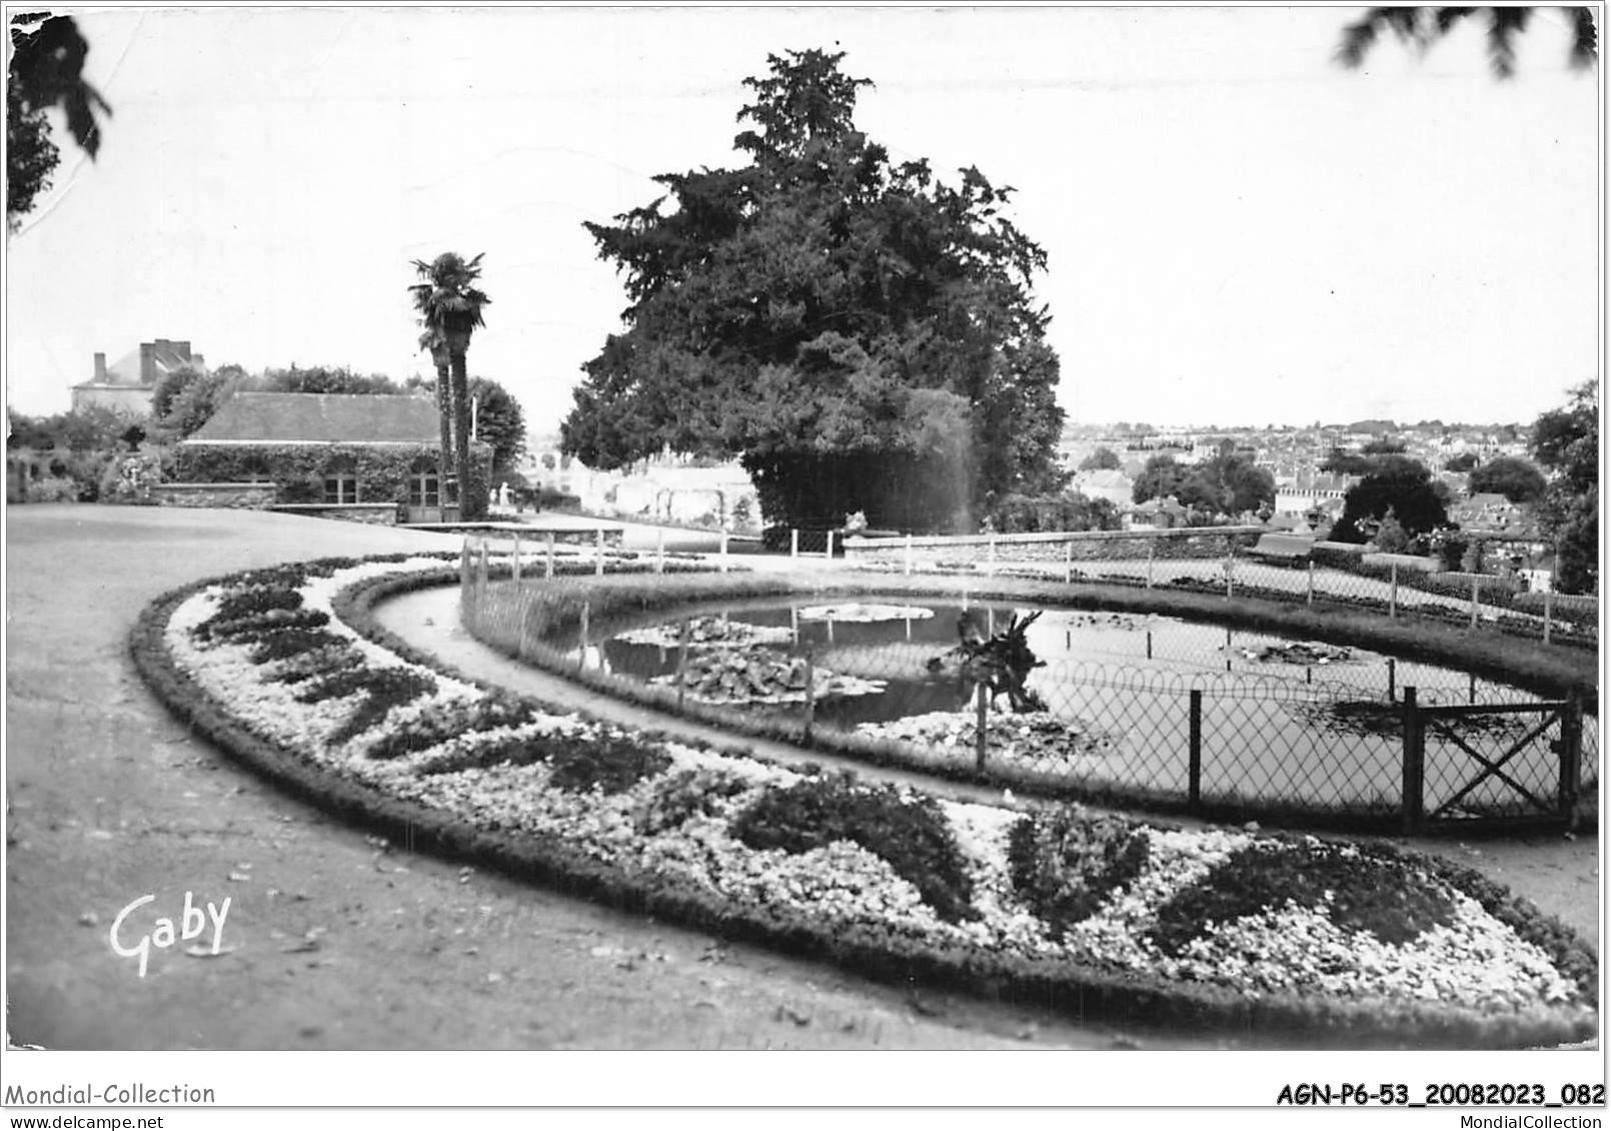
[409,252,491,518]
[1337,7,1598,78]
[417,327,454,506]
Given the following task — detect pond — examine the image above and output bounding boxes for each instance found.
[582,597,1594,820]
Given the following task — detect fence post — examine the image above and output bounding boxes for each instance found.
[1401,687,1423,836]
[518,589,538,660]
[1543,588,1553,644]
[595,528,605,577]
[1064,540,1073,584]
[1386,658,1396,704]
[975,681,990,772]
[477,540,489,593]
[791,528,799,560]
[904,533,913,576]
[578,601,590,672]
[1187,690,1203,810]
[656,526,665,574]
[1146,539,1155,589]
[1468,672,1477,705]
[1306,559,1315,607]
[1224,548,1233,600]
[1469,575,1480,629]
[825,529,835,561]
[802,648,816,743]
[460,538,472,589]
[988,533,997,576]
[546,532,556,579]
[511,534,521,582]
[676,618,689,711]
[1559,693,1583,826]
[1389,561,1398,620]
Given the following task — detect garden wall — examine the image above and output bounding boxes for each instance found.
[152,482,279,509]
[268,503,400,526]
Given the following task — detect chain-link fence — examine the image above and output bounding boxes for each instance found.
[460,565,1597,832]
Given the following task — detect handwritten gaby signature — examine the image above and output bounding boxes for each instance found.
[109,892,231,977]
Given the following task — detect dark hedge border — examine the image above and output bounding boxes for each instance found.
[129,561,1598,1048]
[454,569,1597,834]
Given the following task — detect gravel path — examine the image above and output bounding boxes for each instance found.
[6,505,1596,1053]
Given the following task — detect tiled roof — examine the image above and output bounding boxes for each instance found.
[184,393,441,445]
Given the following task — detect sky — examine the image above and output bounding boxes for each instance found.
[3,4,1601,432]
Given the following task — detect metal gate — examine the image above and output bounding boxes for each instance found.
[1401,688,1586,833]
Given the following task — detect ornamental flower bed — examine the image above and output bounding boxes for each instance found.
[130,555,1599,1047]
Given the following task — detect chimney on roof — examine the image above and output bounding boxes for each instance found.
[94,352,106,381]
[139,343,157,385]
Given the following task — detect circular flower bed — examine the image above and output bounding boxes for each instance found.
[130,555,1598,1047]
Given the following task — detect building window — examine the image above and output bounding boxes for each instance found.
[324,474,358,504]
[408,471,439,508]
[324,456,358,504]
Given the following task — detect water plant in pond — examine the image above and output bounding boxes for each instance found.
[1289,699,1540,742]
[613,615,794,648]
[1235,642,1356,666]
[857,709,1120,763]
[650,650,884,705]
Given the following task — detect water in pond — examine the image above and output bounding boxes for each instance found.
[585,597,1592,818]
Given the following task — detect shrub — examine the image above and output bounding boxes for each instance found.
[295,666,437,747]
[415,726,672,792]
[1147,838,1458,957]
[546,730,673,794]
[213,585,304,621]
[196,607,331,644]
[732,775,977,923]
[1007,807,1151,939]
[24,475,81,503]
[368,697,538,761]
[1435,534,1468,572]
[247,626,353,664]
[98,452,164,504]
[634,766,755,835]
[263,644,365,686]
[986,491,1121,534]
[535,487,582,510]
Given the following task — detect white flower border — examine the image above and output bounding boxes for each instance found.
[158,557,1588,1020]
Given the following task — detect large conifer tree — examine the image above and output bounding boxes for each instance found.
[562,49,1065,532]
